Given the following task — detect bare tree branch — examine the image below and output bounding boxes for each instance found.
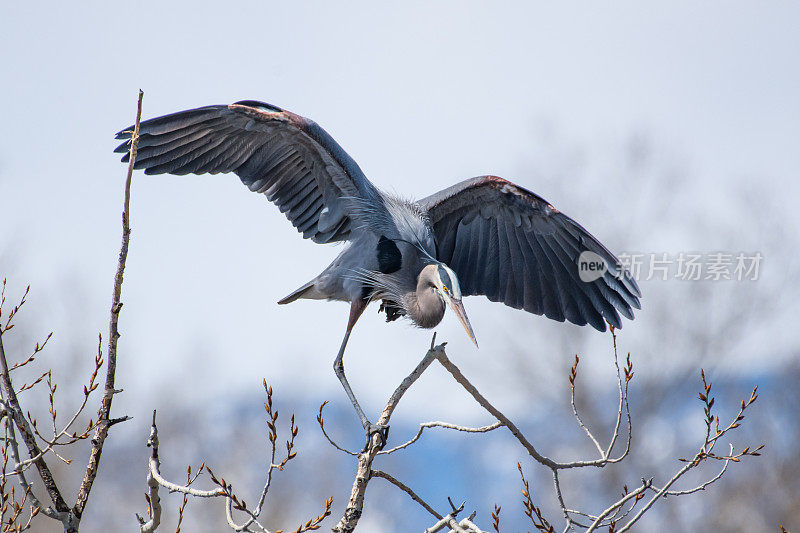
[317,402,358,457]
[331,335,444,532]
[434,349,559,469]
[0,89,146,532]
[567,355,604,457]
[137,386,332,533]
[316,323,763,532]
[379,421,501,456]
[0,307,69,520]
[584,479,651,533]
[1,397,54,521]
[424,499,481,533]
[138,412,163,533]
[73,89,142,519]
[371,469,442,520]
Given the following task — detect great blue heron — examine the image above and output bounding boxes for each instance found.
[115,100,640,440]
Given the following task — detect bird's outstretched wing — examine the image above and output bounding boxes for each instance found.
[114,100,382,244]
[421,176,641,331]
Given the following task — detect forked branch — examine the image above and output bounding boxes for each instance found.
[321,330,761,533]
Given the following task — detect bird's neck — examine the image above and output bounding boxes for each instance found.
[405,274,446,329]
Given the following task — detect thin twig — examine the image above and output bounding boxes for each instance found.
[379,421,501,455]
[0,316,68,519]
[0,397,55,520]
[433,349,559,469]
[139,384,332,532]
[371,469,442,520]
[14,343,105,474]
[604,329,633,460]
[436,341,635,471]
[567,355,603,456]
[74,88,143,519]
[585,479,651,533]
[317,401,358,456]
[650,444,734,496]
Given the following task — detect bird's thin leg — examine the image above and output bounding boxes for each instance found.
[333,299,388,446]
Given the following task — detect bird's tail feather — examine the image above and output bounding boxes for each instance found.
[278,280,323,305]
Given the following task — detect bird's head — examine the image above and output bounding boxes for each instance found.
[429,263,478,347]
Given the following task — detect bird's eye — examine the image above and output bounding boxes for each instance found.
[443,286,449,293]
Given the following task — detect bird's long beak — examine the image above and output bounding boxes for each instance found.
[447,297,478,348]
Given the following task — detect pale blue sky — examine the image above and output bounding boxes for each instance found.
[1,2,798,428]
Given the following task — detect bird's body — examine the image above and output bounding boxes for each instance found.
[280,192,462,336]
[281,194,436,309]
[115,99,641,439]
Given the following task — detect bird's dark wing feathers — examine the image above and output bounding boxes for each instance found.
[114,100,382,244]
[421,176,641,331]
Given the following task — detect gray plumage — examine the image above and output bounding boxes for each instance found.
[115,99,641,437]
